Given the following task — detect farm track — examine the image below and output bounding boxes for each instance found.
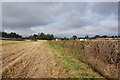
[2,41,61,78]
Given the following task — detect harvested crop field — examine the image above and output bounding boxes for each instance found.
[1,40,107,78]
[2,40,62,78]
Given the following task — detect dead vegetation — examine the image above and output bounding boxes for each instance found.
[46,42,103,78]
[2,40,118,78]
[49,40,119,78]
[2,40,106,78]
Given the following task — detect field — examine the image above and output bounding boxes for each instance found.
[49,40,119,78]
[2,40,62,78]
[1,40,119,78]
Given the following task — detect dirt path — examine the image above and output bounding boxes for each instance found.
[2,40,61,78]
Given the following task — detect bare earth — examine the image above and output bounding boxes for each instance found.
[2,40,103,78]
[2,40,61,78]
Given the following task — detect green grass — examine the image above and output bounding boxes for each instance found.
[69,75,77,78]
[45,41,104,78]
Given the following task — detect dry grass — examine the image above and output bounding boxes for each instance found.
[2,40,118,78]
[47,41,104,78]
[48,40,119,78]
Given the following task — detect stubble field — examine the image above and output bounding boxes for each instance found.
[1,40,117,79]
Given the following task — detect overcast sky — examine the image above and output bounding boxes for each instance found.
[2,2,118,37]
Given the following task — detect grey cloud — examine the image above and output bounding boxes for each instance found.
[2,2,56,29]
[2,2,118,37]
[91,2,118,16]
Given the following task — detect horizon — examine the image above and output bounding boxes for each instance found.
[2,2,118,37]
[1,31,119,38]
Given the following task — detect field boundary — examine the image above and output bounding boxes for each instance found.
[45,41,105,79]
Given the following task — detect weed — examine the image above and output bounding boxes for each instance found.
[67,60,75,63]
[69,75,77,78]
[46,41,104,78]
[63,68,69,73]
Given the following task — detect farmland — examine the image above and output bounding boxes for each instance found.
[49,40,119,78]
[2,40,62,78]
[1,40,119,78]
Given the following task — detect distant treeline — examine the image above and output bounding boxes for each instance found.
[62,35,120,40]
[27,33,54,40]
[0,32,119,40]
[89,35,120,39]
[0,32,22,38]
[0,32,54,40]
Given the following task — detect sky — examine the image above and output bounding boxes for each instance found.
[2,2,118,37]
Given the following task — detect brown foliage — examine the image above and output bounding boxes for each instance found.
[49,40,119,78]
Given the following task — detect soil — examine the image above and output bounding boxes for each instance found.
[2,40,62,78]
[2,40,106,78]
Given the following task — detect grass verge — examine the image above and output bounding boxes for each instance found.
[45,41,105,79]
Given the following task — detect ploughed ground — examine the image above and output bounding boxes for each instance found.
[2,40,62,78]
[2,40,103,78]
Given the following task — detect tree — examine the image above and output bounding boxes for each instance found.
[40,33,45,39]
[61,37,69,40]
[2,32,8,38]
[1,32,22,38]
[50,34,54,40]
[101,35,108,38]
[95,35,100,38]
[33,34,37,39]
[69,37,74,40]
[73,35,77,40]
[46,34,54,40]
[85,35,89,39]
[28,35,33,39]
[28,32,54,40]
[111,36,115,38]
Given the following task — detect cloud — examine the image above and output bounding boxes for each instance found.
[2,0,119,2]
[2,2,118,37]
